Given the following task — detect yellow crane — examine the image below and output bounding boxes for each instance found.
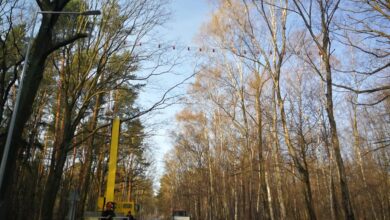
[97,117,138,216]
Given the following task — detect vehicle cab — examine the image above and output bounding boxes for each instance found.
[172,210,190,220]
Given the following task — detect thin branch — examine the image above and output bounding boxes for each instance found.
[47,33,89,55]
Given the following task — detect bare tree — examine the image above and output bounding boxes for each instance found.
[291,0,355,218]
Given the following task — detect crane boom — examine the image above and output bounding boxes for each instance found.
[105,117,120,202]
[95,117,139,217]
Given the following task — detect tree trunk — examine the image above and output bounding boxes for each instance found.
[40,136,72,220]
[351,98,377,220]
[274,77,317,220]
[318,1,355,218]
[76,94,103,218]
[323,51,355,219]
[271,86,286,219]
[40,101,78,220]
[0,56,46,219]
[297,79,317,220]
[0,3,86,217]
[302,168,316,220]
[265,170,274,220]
[255,80,272,220]
[205,126,214,220]
[234,161,238,220]
[321,109,340,220]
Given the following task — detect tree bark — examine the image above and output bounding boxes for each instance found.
[255,76,272,220]
[76,93,103,219]
[323,48,355,220]
[274,76,317,220]
[351,97,377,220]
[271,86,286,219]
[0,1,87,217]
[40,107,74,220]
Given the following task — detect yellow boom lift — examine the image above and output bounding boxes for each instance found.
[97,117,138,216]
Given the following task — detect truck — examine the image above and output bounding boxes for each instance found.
[172,210,190,220]
[96,117,139,216]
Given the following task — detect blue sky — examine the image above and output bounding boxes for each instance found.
[166,0,212,42]
[138,0,213,184]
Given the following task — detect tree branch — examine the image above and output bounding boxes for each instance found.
[332,83,390,94]
[47,33,89,55]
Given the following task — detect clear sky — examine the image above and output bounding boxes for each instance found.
[166,0,212,42]
[138,0,213,186]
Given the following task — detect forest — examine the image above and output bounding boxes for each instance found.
[0,0,388,220]
[0,0,172,219]
[158,1,389,220]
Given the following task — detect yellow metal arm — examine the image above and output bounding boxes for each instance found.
[105,117,120,202]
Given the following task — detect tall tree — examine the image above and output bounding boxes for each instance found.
[291,1,355,218]
[0,0,93,216]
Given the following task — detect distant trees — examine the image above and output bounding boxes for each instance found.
[0,0,172,219]
[1,0,388,219]
[158,0,389,220]
[0,0,25,130]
